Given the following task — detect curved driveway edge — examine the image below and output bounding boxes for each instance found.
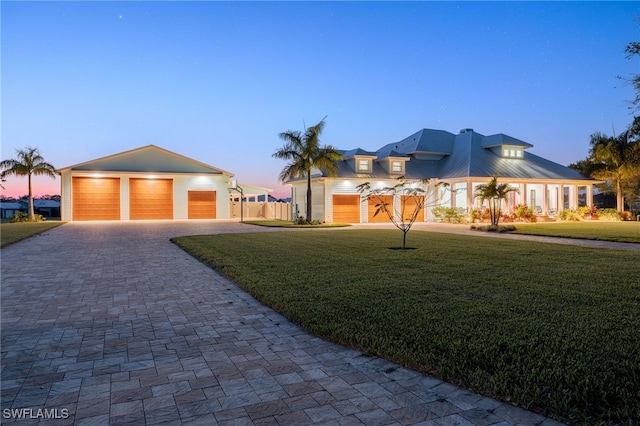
[1,221,565,425]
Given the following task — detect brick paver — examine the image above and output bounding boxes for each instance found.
[1,221,565,425]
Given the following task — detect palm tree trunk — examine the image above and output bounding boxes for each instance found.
[617,179,624,213]
[28,173,35,220]
[306,172,312,222]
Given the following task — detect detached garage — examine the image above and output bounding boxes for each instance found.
[59,145,234,221]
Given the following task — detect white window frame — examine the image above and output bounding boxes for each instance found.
[390,160,403,174]
[357,159,370,172]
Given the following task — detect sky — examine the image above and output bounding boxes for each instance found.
[1,1,639,199]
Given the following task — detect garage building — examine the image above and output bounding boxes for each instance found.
[59,145,235,221]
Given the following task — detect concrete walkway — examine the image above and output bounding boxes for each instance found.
[405,222,640,251]
[1,221,568,425]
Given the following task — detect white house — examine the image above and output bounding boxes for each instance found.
[287,128,596,223]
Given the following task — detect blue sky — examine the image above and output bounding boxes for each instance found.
[2,1,639,198]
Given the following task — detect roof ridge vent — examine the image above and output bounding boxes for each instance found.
[459,128,474,134]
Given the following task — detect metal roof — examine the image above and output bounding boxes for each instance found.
[58,145,233,176]
[326,128,593,182]
[377,129,456,157]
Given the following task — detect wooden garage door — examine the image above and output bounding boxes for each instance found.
[188,191,216,219]
[72,177,120,221]
[129,178,173,220]
[368,195,394,223]
[401,195,425,222]
[332,195,360,223]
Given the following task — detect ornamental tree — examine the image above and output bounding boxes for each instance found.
[357,176,448,249]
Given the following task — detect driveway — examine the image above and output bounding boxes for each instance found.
[1,221,564,425]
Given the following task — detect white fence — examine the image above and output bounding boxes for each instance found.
[230,202,291,221]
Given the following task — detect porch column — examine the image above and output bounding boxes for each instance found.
[559,184,564,211]
[467,180,473,213]
[542,184,549,215]
[521,183,527,206]
[571,185,579,209]
[586,184,594,207]
[450,183,456,209]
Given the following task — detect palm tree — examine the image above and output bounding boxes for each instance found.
[474,175,518,227]
[588,131,640,213]
[273,118,342,222]
[1,147,58,220]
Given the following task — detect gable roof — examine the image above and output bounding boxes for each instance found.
[58,145,233,176]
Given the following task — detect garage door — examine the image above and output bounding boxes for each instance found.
[332,195,360,223]
[129,178,173,220]
[72,177,120,220]
[401,195,425,222]
[368,195,394,223]
[188,191,216,219]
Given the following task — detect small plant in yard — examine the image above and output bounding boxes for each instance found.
[513,204,536,222]
[357,176,448,249]
[474,175,518,229]
[599,208,623,221]
[432,206,468,223]
[10,211,46,223]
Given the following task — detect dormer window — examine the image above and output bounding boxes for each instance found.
[357,159,371,172]
[502,147,523,159]
[391,160,404,174]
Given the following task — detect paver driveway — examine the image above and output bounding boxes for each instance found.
[1,221,563,425]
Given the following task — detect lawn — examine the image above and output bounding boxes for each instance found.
[0,221,65,248]
[172,229,639,425]
[511,221,640,243]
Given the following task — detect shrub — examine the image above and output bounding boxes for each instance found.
[558,209,583,222]
[598,208,621,222]
[513,204,536,222]
[10,212,46,223]
[432,207,467,223]
[469,209,484,223]
[620,211,632,221]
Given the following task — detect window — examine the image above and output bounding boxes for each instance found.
[503,147,523,158]
[357,159,370,172]
[391,160,403,173]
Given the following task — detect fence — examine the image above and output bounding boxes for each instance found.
[230,202,291,221]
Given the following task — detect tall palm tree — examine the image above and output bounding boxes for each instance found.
[273,118,342,222]
[1,147,58,220]
[474,175,518,227]
[588,131,640,212]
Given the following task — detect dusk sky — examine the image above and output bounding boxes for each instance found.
[2,1,639,199]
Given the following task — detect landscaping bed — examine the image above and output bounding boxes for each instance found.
[173,229,639,425]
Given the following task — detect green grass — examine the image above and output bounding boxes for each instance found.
[0,221,65,248]
[511,221,640,243]
[172,230,639,425]
[243,219,351,228]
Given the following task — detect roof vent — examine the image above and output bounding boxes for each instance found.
[459,128,474,134]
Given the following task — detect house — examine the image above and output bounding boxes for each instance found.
[33,199,61,218]
[58,145,270,221]
[0,199,60,219]
[1,201,26,219]
[287,128,596,223]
